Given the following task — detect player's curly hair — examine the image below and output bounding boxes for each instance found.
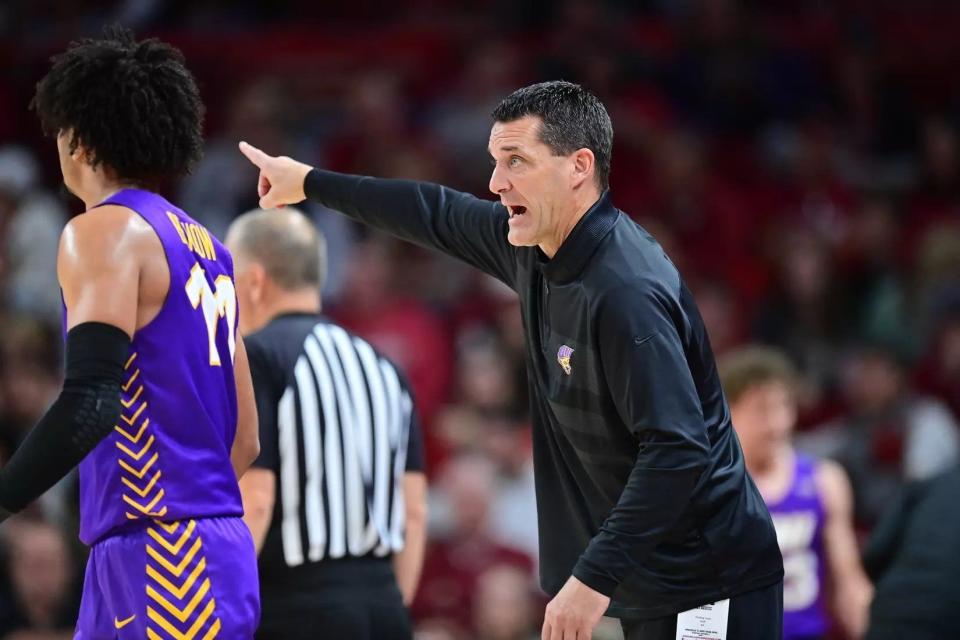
[31,25,204,187]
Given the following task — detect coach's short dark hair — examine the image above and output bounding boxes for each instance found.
[31,25,203,187]
[228,207,325,291]
[492,81,613,190]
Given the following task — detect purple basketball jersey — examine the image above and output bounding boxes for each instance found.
[767,453,828,639]
[70,189,243,545]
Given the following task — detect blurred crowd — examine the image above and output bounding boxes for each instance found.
[2,0,960,638]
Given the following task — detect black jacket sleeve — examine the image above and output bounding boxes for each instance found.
[572,283,710,597]
[304,169,517,288]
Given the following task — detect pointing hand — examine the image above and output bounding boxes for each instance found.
[238,141,313,209]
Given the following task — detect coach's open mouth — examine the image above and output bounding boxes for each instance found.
[508,205,527,217]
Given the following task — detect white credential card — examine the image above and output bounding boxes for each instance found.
[675,598,730,640]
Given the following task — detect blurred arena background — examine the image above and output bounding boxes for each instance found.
[2,0,960,638]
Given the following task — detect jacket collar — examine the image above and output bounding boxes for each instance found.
[538,191,619,284]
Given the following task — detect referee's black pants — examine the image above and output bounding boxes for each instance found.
[620,581,783,640]
[256,557,412,640]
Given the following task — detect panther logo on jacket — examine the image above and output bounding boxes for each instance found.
[557,345,574,375]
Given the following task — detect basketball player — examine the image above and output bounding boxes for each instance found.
[1,26,262,637]
[720,347,873,640]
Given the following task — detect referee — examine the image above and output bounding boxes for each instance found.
[225,208,427,640]
[239,80,784,640]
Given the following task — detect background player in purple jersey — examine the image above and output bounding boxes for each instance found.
[0,26,262,638]
[721,347,873,640]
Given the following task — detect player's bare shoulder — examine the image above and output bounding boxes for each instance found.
[59,204,155,263]
[814,458,846,488]
[58,203,170,327]
[814,458,854,515]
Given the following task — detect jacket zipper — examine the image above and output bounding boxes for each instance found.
[542,278,551,337]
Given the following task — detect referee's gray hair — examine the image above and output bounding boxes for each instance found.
[227,207,326,290]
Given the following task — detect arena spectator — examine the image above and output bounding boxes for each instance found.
[0,517,80,638]
[414,455,535,637]
[804,343,960,529]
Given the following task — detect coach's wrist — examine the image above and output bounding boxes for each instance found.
[572,559,620,598]
[303,167,323,202]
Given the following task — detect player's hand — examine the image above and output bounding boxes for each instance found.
[542,576,610,640]
[238,141,313,209]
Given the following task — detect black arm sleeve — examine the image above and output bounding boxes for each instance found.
[246,336,283,471]
[0,322,130,516]
[304,169,517,288]
[572,285,710,596]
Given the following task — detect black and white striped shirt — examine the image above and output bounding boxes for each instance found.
[245,313,423,584]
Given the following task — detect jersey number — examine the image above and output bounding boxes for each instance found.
[185,263,237,366]
[782,550,819,611]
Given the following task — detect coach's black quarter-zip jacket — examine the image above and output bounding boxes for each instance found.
[304,169,784,619]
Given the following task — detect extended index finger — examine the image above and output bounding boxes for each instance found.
[238,140,271,169]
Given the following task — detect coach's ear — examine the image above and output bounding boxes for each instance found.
[570,147,595,190]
